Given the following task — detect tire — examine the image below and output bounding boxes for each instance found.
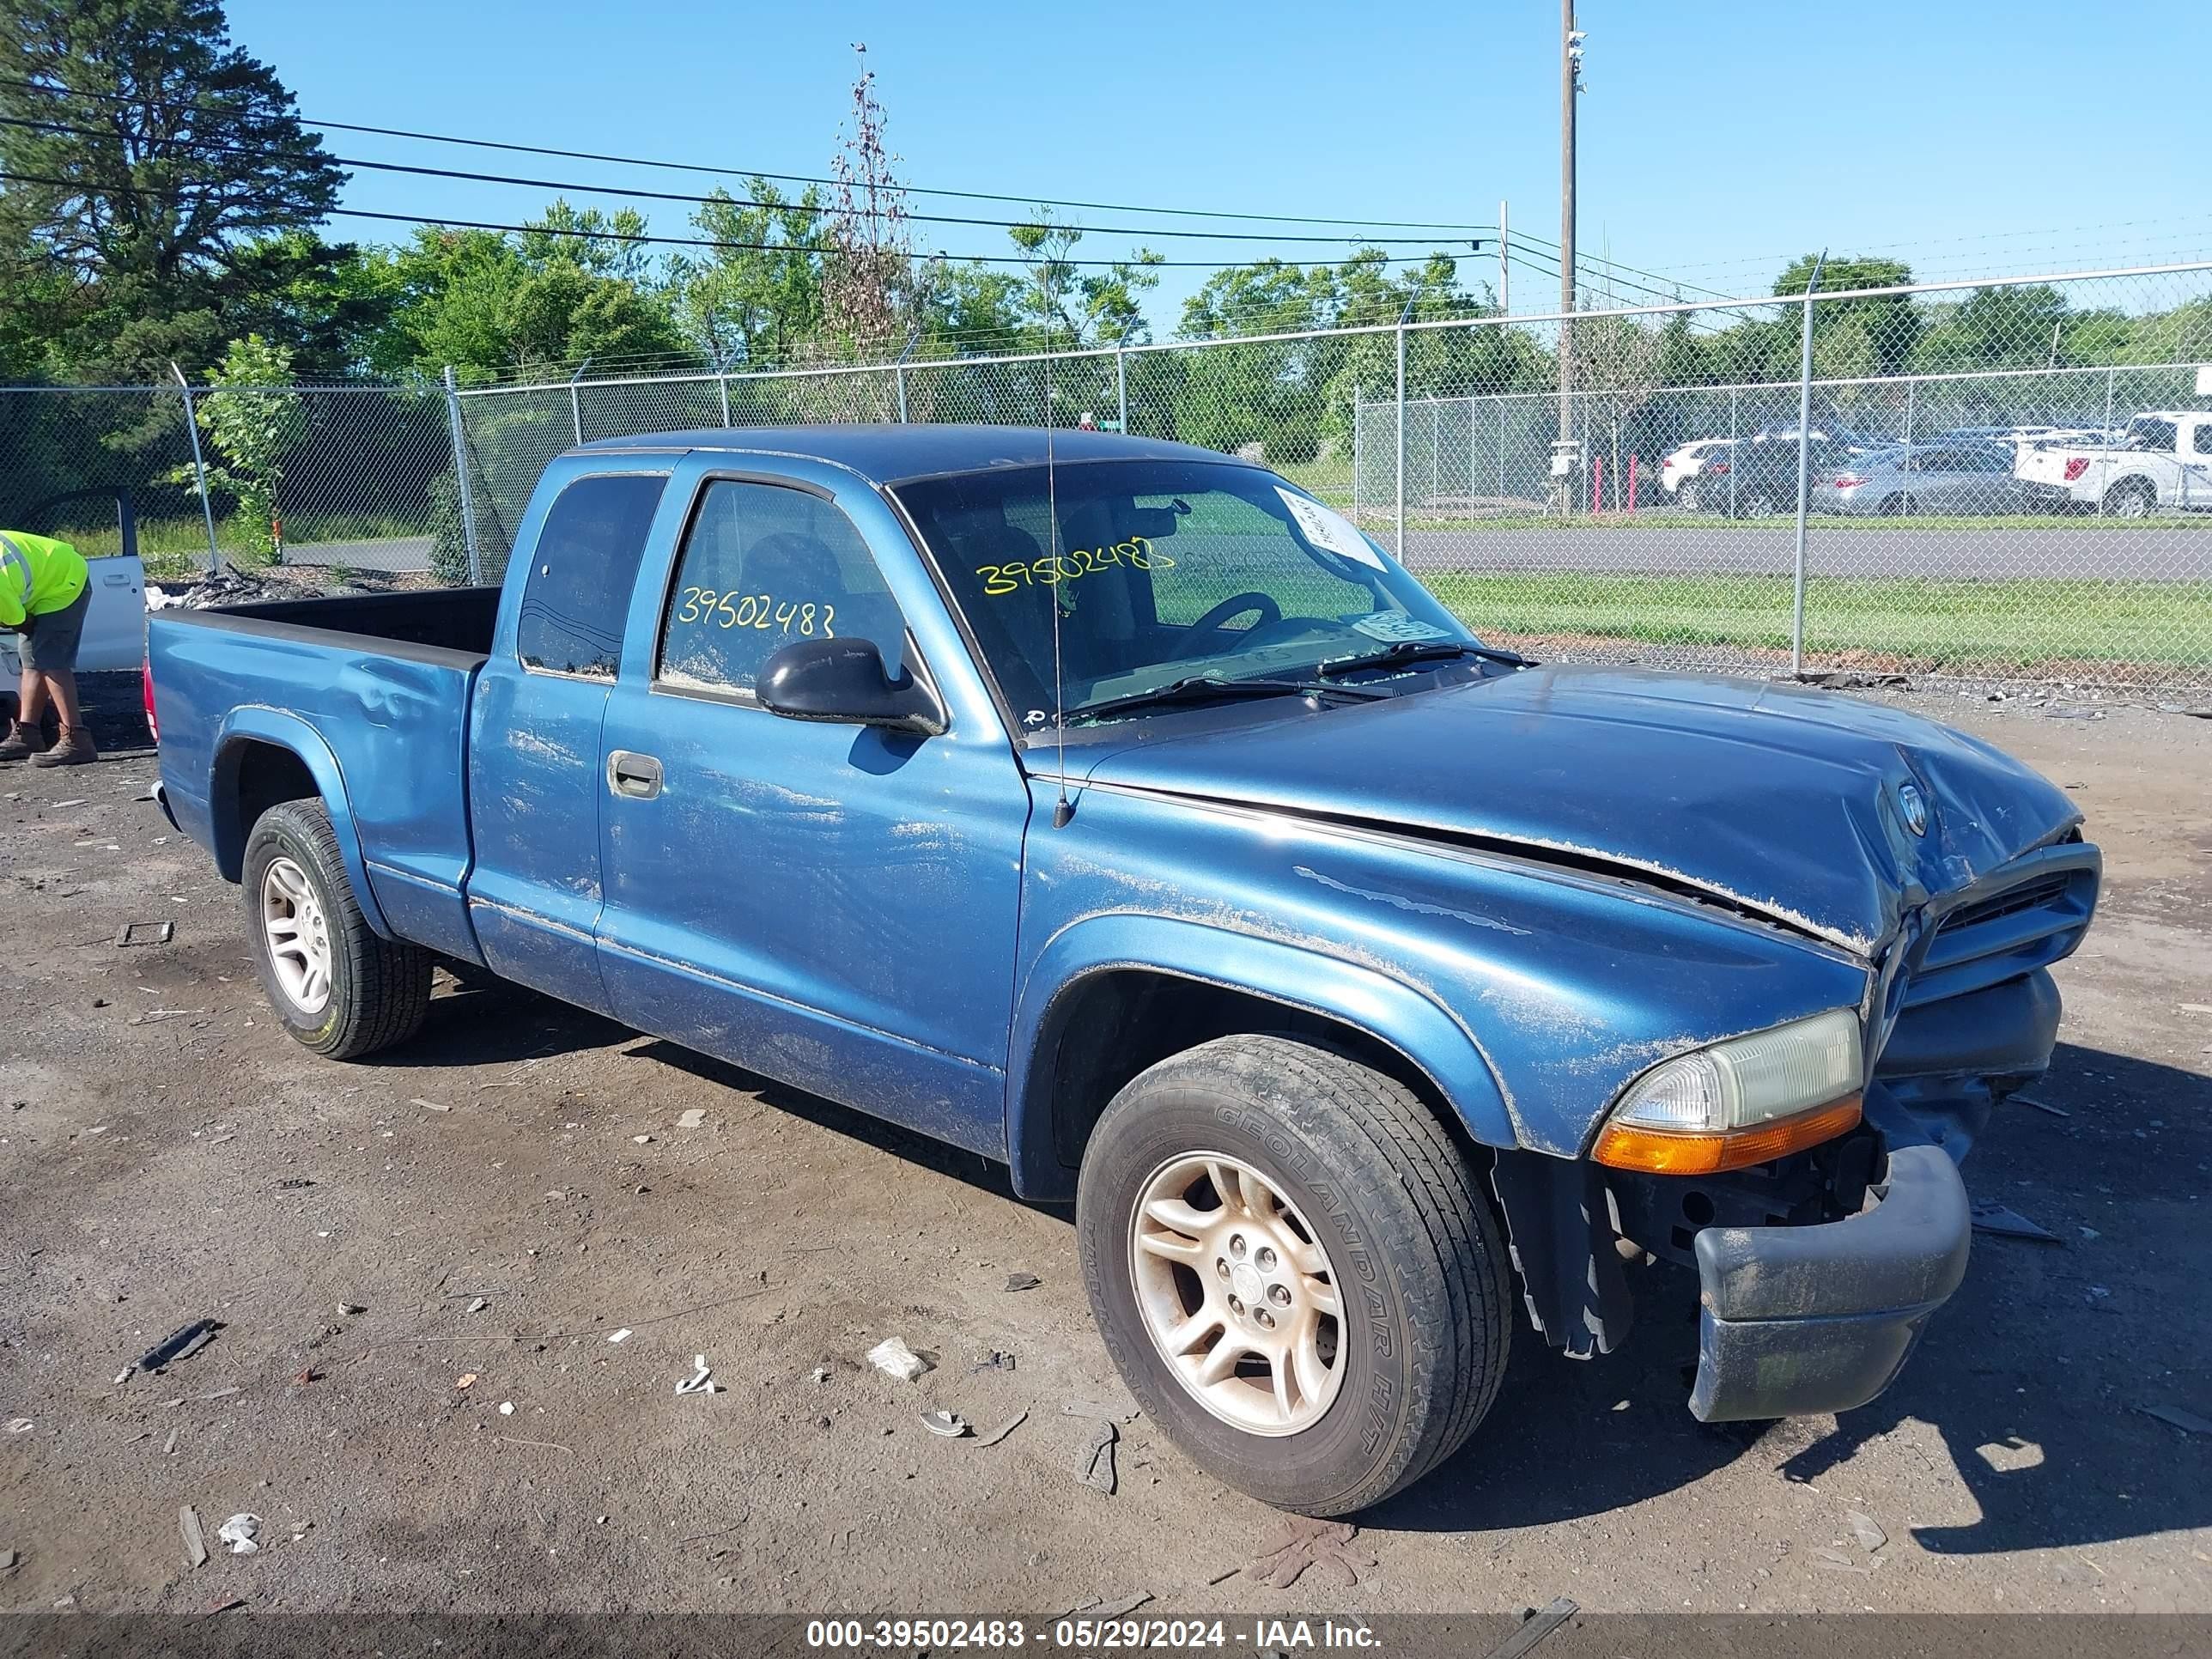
[1677,480,1701,513]
[1076,1034,1511,1516]
[241,799,432,1060]
[2104,479,2155,520]
[1740,490,1780,520]
[1878,494,1907,517]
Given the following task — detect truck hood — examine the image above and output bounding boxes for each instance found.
[1068,665,2081,956]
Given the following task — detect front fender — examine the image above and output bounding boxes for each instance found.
[210,707,392,939]
[1007,911,1518,1196]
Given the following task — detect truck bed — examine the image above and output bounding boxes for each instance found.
[149,586,502,965]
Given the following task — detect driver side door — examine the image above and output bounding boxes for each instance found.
[591,468,1030,1156]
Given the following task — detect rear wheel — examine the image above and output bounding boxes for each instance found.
[1677,480,1702,513]
[2104,478,2155,520]
[1076,1034,1511,1516]
[241,799,432,1059]
[1740,490,1780,520]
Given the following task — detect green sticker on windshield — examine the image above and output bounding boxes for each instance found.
[1352,612,1453,644]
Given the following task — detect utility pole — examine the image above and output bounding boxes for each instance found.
[1554,3,1586,505]
[1498,198,1510,314]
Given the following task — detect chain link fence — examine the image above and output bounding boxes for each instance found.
[6,259,2208,690]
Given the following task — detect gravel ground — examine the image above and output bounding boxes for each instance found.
[1,674,2207,1620]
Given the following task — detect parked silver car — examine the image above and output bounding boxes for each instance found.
[1812,441,2027,516]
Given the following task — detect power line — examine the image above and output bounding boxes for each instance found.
[0,72,1498,236]
[0,169,1451,270]
[0,112,1487,252]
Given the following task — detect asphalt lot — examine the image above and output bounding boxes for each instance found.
[2,675,2209,1620]
[290,523,2212,583]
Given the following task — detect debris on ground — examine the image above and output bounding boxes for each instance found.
[676,1109,707,1129]
[163,1427,179,1455]
[292,1368,319,1385]
[5,1419,32,1435]
[113,921,174,947]
[1063,1394,1140,1423]
[499,1402,514,1416]
[606,1329,632,1345]
[2136,1404,2212,1437]
[974,1410,1028,1448]
[1488,1596,1578,1659]
[1970,1202,2063,1243]
[969,1350,1018,1375]
[1245,1516,1376,1590]
[180,1505,209,1570]
[456,1374,478,1390]
[0,1548,17,1572]
[1846,1510,1889,1553]
[675,1354,718,1395]
[1004,1272,1042,1292]
[137,1319,221,1373]
[809,1365,830,1384]
[2014,1095,2071,1118]
[632,1134,654,1145]
[1076,1419,1118,1495]
[413,1098,453,1114]
[1095,1591,1153,1619]
[216,1514,261,1555]
[466,1297,489,1314]
[129,1008,205,1026]
[921,1410,970,1438]
[867,1337,929,1382]
[1812,1546,1873,1575]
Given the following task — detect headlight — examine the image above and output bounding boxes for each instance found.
[1591,1009,1864,1176]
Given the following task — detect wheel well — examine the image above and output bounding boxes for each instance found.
[212,739,319,880]
[1020,968,1478,1200]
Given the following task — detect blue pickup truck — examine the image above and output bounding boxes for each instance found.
[149,426,2100,1516]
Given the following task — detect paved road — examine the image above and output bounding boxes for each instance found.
[283,534,434,573]
[1393,524,2210,580]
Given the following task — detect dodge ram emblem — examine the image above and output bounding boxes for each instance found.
[1897,781,1929,836]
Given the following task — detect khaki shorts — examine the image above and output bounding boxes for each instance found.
[20,582,89,673]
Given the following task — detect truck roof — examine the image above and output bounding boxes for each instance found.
[569,422,1251,486]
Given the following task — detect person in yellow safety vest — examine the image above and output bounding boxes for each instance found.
[0,529,99,767]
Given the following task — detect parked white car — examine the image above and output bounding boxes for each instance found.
[0,551,147,680]
[1660,437,1735,498]
[2015,411,2212,516]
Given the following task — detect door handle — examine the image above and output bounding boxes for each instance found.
[606,750,664,800]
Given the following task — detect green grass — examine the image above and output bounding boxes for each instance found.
[46,509,428,562]
[1424,571,2212,670]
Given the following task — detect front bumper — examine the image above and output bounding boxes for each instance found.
[1687,1144,1970,1421]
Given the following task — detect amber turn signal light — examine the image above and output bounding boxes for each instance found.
[1591,1094,1863,1176]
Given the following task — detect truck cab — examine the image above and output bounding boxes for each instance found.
[2016,410,2212,515]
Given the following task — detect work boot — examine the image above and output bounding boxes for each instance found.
[27,725,95,768]
[0,720,49,762]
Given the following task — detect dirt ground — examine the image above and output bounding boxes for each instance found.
[2,674,2208,1621]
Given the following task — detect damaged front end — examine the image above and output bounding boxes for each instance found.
[1493,836,2100,1422]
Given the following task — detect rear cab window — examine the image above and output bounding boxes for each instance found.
[517,473,670,678]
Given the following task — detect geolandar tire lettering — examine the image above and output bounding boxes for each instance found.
[240,799,433,1060]
[1076,1033,1512,1516]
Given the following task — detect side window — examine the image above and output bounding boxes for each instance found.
[517,473,669,678]
[2130,419,2178,453]
[658,480,910,696]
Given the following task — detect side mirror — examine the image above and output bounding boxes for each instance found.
[757,635,945,737]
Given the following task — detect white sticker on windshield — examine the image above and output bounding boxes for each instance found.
[1275,486,1384,570]
[1352,612,1454,644]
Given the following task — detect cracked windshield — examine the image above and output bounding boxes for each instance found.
[896,458,1478,726]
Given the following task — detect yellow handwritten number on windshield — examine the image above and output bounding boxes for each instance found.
[976,535,1174,598]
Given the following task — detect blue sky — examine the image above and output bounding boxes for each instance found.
[231,0,2207,327]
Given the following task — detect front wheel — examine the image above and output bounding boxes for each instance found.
[242,799,432,1059]
[1076,1035,1511,1516]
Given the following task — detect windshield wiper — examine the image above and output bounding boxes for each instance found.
[1313,640,1528,679]
[1066,674,1388,726]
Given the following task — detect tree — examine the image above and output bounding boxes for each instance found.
[1773,254,1919,377]
[819,48,911,356]
[668,182,828,368]
[0,1,345,315]
[1008,210,1163,348]
[170,333,307,562]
